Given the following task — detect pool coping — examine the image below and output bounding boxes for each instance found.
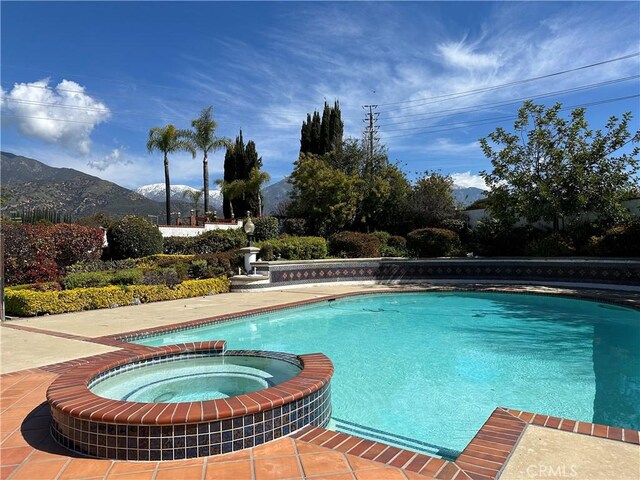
[47,342,333,425]
[292,407,640,480]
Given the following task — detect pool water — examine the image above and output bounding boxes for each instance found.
[90,355,301,403]
[134,292,640,457]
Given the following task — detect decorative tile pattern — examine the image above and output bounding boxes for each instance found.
[243,259,640,290]
[47,343,333,460]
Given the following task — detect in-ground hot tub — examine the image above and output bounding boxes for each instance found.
[47,342,333,461]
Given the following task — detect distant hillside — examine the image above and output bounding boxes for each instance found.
[262,177,292,215]
[0,152,166,220]
[452,186,486,207]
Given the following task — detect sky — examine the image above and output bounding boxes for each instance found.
[1,1,639,191]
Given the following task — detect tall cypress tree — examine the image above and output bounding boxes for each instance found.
[222,130,265,217]
[299,101,343,155]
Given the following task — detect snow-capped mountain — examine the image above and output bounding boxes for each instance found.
[135,183,223,210]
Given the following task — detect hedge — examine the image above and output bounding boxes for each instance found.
[2,223,104,285]
[6,277,231,316]
[328,232,381,258]
[407,227,462,257]
[163,229,246,255]
[257,236,327,260]
[253,217,280,241]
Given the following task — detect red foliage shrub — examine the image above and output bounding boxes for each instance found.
[2,223,104,286]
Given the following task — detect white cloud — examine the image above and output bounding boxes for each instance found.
[1,79,110,154]
[451,171,488,190]
[437,41,500,70]
[87,148,132,171]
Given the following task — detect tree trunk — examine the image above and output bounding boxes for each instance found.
[202,152,209,215]
[164,153,171,225]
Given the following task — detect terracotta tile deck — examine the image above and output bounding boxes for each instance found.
[2,284,639,479]
[1,368,439,480]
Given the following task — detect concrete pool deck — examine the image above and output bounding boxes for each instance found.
[1,283,639,479]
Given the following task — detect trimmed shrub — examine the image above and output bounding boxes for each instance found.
[328,232,381,258]
[137,254,195,268]
[9,282,62,292]
[195,250,244,277]
[371,231,407,257]
[5,277,231,316]
[63,271,112,290]
[62,269,144,289]
[258,236,327,260]
[188,259,209,279]
[51,224,105,268]
[283,218,307,236]
[259,244,275,261]
[163,229,246,255]
[67,259,138,274]
[111,268,144,285]
[2,223,103,285]
[407,227,462,257]
[163,236,196,255]
[142,268,181,287]
[384,235,407,257]
[107,216,163,260]
[525,233,575,257]
[253,217,280,241]
[194,229,246,254]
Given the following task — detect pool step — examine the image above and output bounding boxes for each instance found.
[332,417,460,461]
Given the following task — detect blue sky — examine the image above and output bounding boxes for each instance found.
[2,1,639,190]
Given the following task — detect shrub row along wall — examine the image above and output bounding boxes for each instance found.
[6,277,231,317]
[241,258,640,290]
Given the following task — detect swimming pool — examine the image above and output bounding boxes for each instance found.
[133,291,640,457]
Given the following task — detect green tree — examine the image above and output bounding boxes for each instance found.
[217,167,271,217]
[408,171,460,229]
[289,138,411,235]
[480,101,640,229]
[147,125,195,224]
[182,189,204,217]
[288,153,363,236]
[188,106,231,215]
[300,101,343,155]
[221,130,264,217]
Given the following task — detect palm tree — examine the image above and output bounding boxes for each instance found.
[189,106,232,215]
[245,167,271,216]
[182,189,204,218]
[147,125,195,224]
[216,167,271,216]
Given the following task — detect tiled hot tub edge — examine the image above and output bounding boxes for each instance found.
[47,342,333,461]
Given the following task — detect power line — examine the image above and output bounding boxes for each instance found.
[374,52,640,111]
[378,75,639,126]
[379,94,640,140]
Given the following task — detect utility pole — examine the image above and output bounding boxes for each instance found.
[362,105,379,160]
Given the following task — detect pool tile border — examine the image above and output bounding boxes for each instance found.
[46,342,334,460]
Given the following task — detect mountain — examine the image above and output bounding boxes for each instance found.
[135,184,223,214]
[452,186,486,207]
[0,151,167,220]
[262,177,292,215]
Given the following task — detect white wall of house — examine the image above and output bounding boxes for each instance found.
[159,220,243,238]
[464,198,640,229]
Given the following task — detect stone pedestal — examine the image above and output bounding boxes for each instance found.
[239,246,260,274]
